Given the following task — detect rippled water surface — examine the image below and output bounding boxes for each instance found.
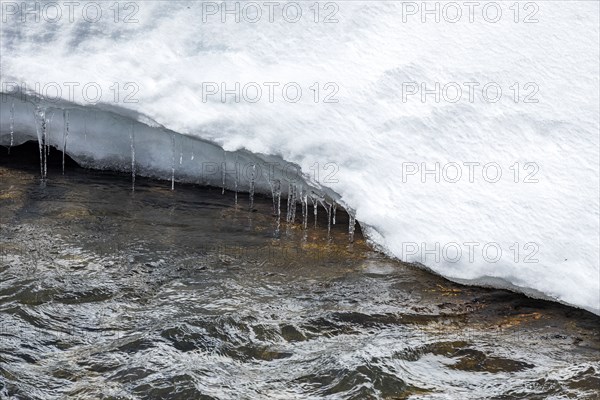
[1,145,599,399]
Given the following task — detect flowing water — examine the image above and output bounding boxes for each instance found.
[1,144,599,399]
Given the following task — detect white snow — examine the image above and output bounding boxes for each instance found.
[1,1,598,314]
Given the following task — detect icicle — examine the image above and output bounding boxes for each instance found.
[43,111,53,178]
[45,113,49,159]
[221,168,226,195]
[270,179,281,215]
[268,180,276,213]
[287,185,292,222]
[249,164,256,209]
[286,182,293,222]
[45,112,53,161]
[170,134,175,190]
[349,212,356,243]
[62,110,69,174]
[179,151,183,165]
[291,186,298,223]
[34,107,45,179]
[302,190,308,230]
[220,154,225,194]
[8,101,14,154]
[272,179,281,234]
[191,152,195,161]
[234,161,238,205]
[312,194,318,228]
[300,189,308,241]
[300,188,304,223]
[34,107,50,180]
[220,152,227,195]
[130,124,136,190]
[286,183,298,223]
[332,202,337,225]
[325,201,332,236]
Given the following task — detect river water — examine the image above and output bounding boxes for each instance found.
[1,145,599,399]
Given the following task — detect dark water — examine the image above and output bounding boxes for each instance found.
[1,145,599,399]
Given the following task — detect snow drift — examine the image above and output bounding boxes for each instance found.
[1,1,598,314]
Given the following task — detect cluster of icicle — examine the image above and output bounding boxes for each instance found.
[31,105,72,178]
[267,180,355,242]
[15,102,358,243]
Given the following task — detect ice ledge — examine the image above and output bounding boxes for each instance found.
[0,93,344,212]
